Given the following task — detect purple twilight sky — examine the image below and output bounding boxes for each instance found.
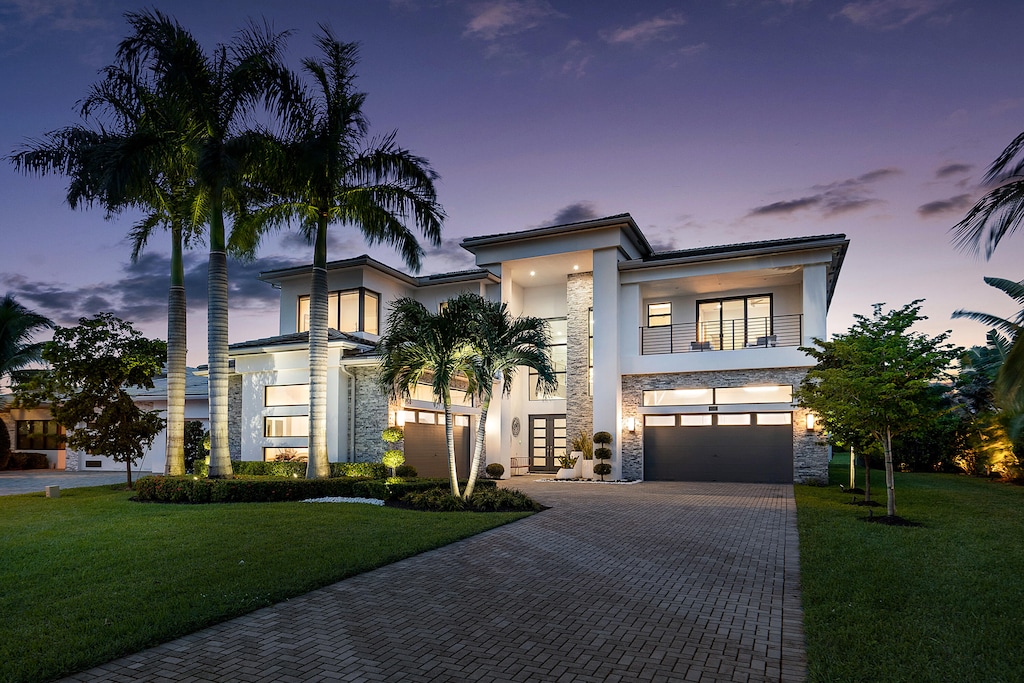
[2,0,1024,367]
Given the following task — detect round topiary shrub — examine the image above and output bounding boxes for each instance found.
[382,426,404,443]
[594,446,612,460]
[485,462,505,479]
[395,464,418,478]
[593,431,612,445]
[593,462,612,481]
[382,449,405,470]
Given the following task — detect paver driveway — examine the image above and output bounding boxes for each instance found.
[63,478,805,682]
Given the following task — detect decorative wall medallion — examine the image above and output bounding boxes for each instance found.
[511,417,521,437]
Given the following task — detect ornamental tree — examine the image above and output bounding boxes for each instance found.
[796,301,961,518]
[16,314,166,487]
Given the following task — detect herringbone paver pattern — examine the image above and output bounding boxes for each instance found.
[62,479,805,682]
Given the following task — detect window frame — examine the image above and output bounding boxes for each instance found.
[647,302,673,327]
[265,384,310,407]
[696,293,773,350]
[297,287,381,335]
[15,420,65,450]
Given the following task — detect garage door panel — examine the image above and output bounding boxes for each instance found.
[403,422,471,480]
[644,420,792,483]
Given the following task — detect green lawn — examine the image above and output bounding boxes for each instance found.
[0,485,531,683]
[796,463,1024,682]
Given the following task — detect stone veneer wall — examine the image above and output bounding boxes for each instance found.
[566,272,594,446]
[619,367,826,483]
[228,373,242,461]
[352,365,390,462]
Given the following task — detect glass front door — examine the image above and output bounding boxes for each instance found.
[530,415,566,472]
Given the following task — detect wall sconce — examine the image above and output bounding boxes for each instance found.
[805,413,816,431]
[626,416,636,433]
[396,411,407,427]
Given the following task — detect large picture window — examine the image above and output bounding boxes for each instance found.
[697,294,772,351]
[264,416,309,437]
[265,384,310,407]
[16,420,64,450]
[530,317,566,400]
[298,288,380,335]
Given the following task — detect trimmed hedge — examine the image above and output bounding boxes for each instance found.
[133,475,496,504]
[4,452,49,470]
[400,486,540,512]
[192,460,387,479]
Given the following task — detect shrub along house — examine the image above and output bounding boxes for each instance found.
[228,213,848,483]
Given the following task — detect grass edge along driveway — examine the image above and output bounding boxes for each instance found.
[795,463,1024,683]
[0,485,532,683]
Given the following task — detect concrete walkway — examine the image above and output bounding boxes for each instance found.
[0,470,151,496]
[62,477,805,682]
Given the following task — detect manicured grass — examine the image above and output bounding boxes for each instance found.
[0,486,532,683]
[795,463,1024,682]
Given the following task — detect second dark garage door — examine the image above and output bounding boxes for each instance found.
[643,413,793,483]
[403,415,472,480]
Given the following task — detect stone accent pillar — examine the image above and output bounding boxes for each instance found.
[352,366,390,462]
[566,272,594,446]
[228,373,242,461]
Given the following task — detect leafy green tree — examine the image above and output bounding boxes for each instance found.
[953,276,1024,407]
[245,31,443,479]
[461,295,556,498]
[797,301,961,517]
[16,314,166,487]
[183,420,210,474]
[116,10,291,478]
[377,297,477,496]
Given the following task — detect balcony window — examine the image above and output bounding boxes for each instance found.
[647,302,672,327]
[697,294,773,350]
[298,288,380,335]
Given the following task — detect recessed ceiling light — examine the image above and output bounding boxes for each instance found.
[573,265,579,271]
[529,270,536,276]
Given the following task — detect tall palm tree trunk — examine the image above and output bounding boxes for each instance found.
[462,401,490,498]
[306,221,330,479]
[207,204,232,479]
[444,398,460,497]
[164,224,187,475]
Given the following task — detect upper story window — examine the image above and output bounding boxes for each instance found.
[697,294,772,351]
[298,288,380,335]
[647,302,672,327]
[530,317,567,400]
[265,384,310,407]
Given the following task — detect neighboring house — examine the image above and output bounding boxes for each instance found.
[0,368,209,473]
[229,213,848,483]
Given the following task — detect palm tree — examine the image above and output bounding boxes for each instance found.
[952,131,1024,258]
[250,30,443,479]
[461,295,556,498]
[953,276,1024,406]
[9,49,204,476]
[116,10,292,478]
[377,297,475,496]
[0,295,54,386]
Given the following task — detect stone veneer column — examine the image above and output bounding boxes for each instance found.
[566,272,594,445]
[352,366,390,462]
[228,373,242,461]
[619,367,827,483]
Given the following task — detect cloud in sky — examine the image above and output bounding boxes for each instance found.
[0,0,109,33]
[935,162,972,179]
[747,168,901,218]
[917,193,973,218]
[837,0,954,30]
[463,0,562,41]
[602,10,687,45]
[549,201,599,225]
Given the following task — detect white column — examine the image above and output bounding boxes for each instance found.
[498,266,513,472]
[802,264,828,346]
[591,247,623,479]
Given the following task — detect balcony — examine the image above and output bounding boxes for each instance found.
[640,314,803,355]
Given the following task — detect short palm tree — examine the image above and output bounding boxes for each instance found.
[377,297,475,496]
[0,295,54,387]
[953,276,1024,406]
[461,296,556,498]
[250,30,443,479]
[116,10,292,478]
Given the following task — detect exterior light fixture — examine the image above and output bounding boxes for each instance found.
[626,416,636,432]
[806,413,815,431]
[530,270,536,276]
[396,411,407,427]
[573,265,579,271]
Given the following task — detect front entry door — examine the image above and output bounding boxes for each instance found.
[530,414,566,473]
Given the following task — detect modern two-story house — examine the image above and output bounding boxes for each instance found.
[226,213,848,484]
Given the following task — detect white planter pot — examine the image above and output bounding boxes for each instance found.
[581,459,594,480]
[556,468,575,480]
[570,451,584,477]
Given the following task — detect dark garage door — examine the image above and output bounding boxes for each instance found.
[643,414,793,483]
[403,415,471,480]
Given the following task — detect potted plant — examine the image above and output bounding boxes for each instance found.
[593,430,612,481]
[570,430,594,479]
[555,451,579,479]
